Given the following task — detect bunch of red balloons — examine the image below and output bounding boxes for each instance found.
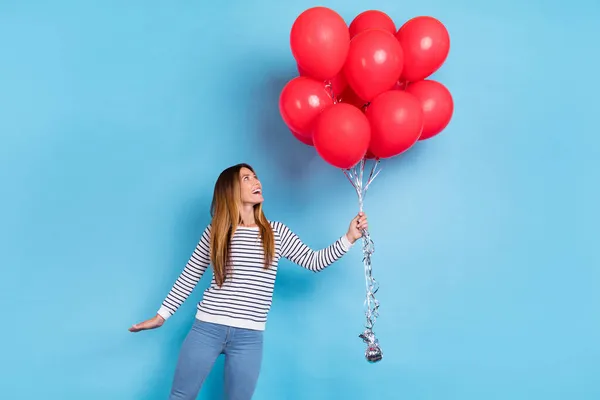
[279,7,454,169]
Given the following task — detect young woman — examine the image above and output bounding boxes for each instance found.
[129,163,368,400]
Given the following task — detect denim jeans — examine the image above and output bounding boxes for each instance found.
[168,319,264,400]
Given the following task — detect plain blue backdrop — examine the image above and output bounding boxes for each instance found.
[1,0,599,399]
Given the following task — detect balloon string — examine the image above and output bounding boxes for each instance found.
[343,157,383,362]
[324,80,337,104]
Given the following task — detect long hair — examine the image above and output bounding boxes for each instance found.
[209,163,275,287]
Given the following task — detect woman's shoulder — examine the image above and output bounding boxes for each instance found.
[268,220,281,229]
[198,223,212,238]
[268,220,290,233]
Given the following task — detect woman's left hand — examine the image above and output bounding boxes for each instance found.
[346,212,368,244]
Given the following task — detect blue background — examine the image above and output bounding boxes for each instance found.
[1,0,599,399]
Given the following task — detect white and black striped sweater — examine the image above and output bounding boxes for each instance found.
[157,221,353,331]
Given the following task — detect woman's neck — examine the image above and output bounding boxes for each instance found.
[239,205,256,227]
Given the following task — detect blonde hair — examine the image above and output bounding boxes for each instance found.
[209,163,274,287]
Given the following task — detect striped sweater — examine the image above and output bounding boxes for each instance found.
[157,221,353,331]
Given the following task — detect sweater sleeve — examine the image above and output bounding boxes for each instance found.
[276,222,354,272]
[157,225,211,320]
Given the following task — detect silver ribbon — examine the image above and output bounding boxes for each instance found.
[343,157,383,363]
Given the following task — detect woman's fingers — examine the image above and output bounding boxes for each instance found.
[129,315,163,332]
[355,212,368,230]
[129,320,151,332]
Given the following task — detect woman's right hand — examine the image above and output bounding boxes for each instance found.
[129,314,165,332]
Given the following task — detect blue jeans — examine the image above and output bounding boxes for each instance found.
[168,319,264,400]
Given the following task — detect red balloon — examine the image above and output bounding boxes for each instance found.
[393,80,406,90]
[365,150,377,159]
[405,80,454,140]
[395,16,450,82]
[366,90,424,158]
[279,76,334,136]
[297,64,347,96]
[290,129,314,146]
[291,7,350,81]
[313,103,371,169]
[349,10,396,38]
[339,86,368,110]
[344,29,404,102]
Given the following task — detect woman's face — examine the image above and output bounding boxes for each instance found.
[239,167,263,205]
